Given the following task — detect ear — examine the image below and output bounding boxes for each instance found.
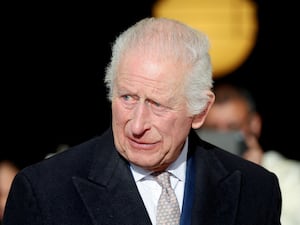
[249,112,262,137]
[191,90,215,129]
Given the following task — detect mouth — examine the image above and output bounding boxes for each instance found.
[128,138,159,151]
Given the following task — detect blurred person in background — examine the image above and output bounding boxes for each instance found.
[198,82,300,225]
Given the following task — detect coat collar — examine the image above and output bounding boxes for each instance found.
[72,128,152,225]
[188,130,242,225]
[72,128,242,225]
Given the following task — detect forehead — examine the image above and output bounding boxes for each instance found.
[117,51,186,92]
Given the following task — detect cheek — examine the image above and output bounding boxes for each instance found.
[112,101,128,123]
[159,115,192,138]
[176,118,193,136]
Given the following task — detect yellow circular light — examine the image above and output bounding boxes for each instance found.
[153,0,258,78]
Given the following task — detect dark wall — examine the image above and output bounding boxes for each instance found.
[3,1,155,168]
[3,1,299,168]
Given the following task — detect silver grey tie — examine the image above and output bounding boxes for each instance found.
[154,171,180,225]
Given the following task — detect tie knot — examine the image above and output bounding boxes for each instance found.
[153,171,171,189]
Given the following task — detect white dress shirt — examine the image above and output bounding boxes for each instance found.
[130,138,188,225]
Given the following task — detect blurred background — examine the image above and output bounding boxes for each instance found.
[3,0,299,168]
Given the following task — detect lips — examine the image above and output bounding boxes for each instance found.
[128,138,159,150]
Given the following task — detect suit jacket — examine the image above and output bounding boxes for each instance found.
[3,128,281,225]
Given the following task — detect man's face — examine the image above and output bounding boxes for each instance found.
[111,52,193,171]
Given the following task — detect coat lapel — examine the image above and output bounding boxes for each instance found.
[72,129,152,225]
[188,131,242,225]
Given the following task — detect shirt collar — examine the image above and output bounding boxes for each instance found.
[130,137,188,182]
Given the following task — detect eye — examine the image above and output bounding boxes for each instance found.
[121,95,138,104]
[121,95,132,101]
[147,99,168,114]
[146,99,160,108]
[151,100,161,108]
[120,94,138,109]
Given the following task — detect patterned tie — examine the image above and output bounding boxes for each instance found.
[154,171,181,225]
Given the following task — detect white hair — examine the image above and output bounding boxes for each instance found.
[104,17,213,115]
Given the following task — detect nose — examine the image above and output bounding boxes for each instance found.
[131,102,151,136]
